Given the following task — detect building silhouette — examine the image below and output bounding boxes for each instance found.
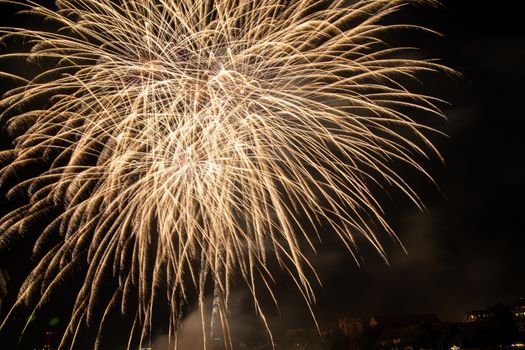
[338,317,363,338]
[512,297,525,334]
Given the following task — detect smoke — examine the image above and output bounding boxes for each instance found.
[152,292,267,349]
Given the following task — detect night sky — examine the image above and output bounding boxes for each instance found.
[306,0,525,324]
[0,0,524,347]
[227,0,525,330]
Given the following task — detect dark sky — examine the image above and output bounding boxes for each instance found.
[1,0,524,347]
[234,0,525,331]
[306,0,525,324]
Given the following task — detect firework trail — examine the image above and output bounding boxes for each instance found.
[0,0,449,348]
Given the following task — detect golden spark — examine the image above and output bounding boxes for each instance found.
[0,0,449,348]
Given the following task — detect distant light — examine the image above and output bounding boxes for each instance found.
[512,343,525,348]
[450,345,460,350]
[48,317,61,327]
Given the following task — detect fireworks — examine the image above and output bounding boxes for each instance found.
[0,0,448,348]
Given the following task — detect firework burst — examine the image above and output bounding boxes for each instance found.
[0,0,449,348]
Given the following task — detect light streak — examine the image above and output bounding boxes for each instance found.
[0,0,449,348]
